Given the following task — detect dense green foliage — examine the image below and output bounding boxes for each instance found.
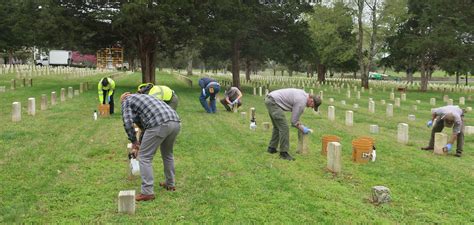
[0,71,472,223]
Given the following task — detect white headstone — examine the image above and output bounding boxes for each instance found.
[401,93,406,101]
[395,98,401,107]
[408,114,416,121]
[370,125,379,134]
[353,103,359,109]
[459,97,465,105]
[434,133,448,155]
[68,87,73,98]
[464,126,474,135]
[380,100,386,105]
[61,88,66,102]
[41,94,47,110]
[51,92,57,105]
[118,190,136,214]
[341,100,346,105]
[345,111,353,126]
[397,123,409,144]
[390,92,395,100]
[386,104,393,117]
[466,107,472,112]
[357,91,361,99]
[28,98,36,116]
[447,99,453,105]
[327,142,342,173]
[430,98,436,106]
[329,98,334,103]
[368,101,375,113]
[328,106,335,121]
[12,102,21,122]
[412,105,417,111]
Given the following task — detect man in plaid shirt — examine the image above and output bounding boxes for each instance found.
[121,92,181,201]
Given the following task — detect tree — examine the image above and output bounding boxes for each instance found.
[201,0,312,88]
[308,2,357,82]
[113,1,200,83]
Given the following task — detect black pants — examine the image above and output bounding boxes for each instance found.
[102,90,114,114]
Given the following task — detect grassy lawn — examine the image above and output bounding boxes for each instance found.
[0,70,473,223]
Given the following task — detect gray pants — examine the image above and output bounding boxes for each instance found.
[428,117,464,154]
[139,121,181,195]
[265,96,289,153]
[165,93,179,110]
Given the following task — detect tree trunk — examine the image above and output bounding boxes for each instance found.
[273,68,276,76]
[356,0,368,89]
[288,70,293,77]
[138,34,158,83]
[420,62,429,92]
[281,70,284,76]
[317,63,326,82]
[406,68,414,84]
[455,72,459,85]
[245,59,251,81]
[466,74,468,86]
[186,57,193,76]
[231,40,241,88]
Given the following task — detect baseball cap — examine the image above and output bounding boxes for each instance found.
[312,95,322,111]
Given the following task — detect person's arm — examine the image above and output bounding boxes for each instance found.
[97,80,104,103]
[109,79,116,96]
[122,101,137,144]
[290,104,305,128]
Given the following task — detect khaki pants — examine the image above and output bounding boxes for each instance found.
[265,96,289,153]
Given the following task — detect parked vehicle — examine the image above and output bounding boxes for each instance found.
[36,50,72,66]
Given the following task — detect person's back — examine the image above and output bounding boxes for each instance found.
[122,94,180,131]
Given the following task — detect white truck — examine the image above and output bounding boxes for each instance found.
[36,50,72,66]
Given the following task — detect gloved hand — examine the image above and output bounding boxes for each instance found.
[445,143,452,152]
[302,126,311,134]
[426,120,433,128]
[131,142,140,158]
[232,99,239,105]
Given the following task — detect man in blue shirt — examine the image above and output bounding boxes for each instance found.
[198,77,221,113]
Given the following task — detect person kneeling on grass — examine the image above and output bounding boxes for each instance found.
[220,86,243,111]
[264,88,321,161]
[421,105,465,157]
[121,92,181,201]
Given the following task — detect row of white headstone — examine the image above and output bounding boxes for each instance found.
[11,85,85,122]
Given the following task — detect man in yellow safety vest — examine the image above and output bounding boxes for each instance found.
[98,77,115,114]
[137,83,179,110]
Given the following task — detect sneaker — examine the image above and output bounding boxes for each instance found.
[455,152,462,157]
[421,146,434,151]
[135,193,155,201]
[267,147,277,154]
[159,182,176,191]
[279,152,295,161]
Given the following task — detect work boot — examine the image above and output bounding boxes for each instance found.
[420,146,434,151]
[279,152,295,161]
[455,152,462,157]
[135,193,155,201]
[267,147,277,154]
[159,182,176,191]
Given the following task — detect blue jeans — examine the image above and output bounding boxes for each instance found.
[199,93,216,113]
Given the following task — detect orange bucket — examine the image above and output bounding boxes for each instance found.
[352,137,374,163]
[321,135,341,156]
[98,104,110,117]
